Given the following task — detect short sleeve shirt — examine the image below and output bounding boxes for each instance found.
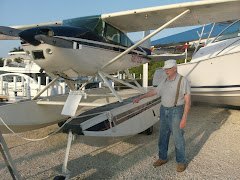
[155,73,191,107]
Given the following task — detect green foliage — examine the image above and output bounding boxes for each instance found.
[176,57,191,64]
[128,58,191,79]
[10,46,23,52]
[14,57,23,63]
[128,65,143,78]
[148,60,165,79]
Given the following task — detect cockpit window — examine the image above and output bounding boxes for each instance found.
[63,15,134,47]
[213,19,240,43]
[121,32,134,47]
[104,22,134,47]
[105,24,120,44]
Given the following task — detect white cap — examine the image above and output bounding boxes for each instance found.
[163,59,177,69]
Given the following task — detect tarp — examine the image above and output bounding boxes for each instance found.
[151,22,239,45]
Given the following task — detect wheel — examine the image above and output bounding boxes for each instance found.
[145,126,153,135]
[58,121,66,127]
[53,175,67,180]
[58,118,70,127]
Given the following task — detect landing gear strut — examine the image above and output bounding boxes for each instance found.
[54,130,74,180]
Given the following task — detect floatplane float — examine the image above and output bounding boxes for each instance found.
[0,0,240,179]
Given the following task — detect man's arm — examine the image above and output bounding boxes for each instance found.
[180,94,191,129]
[133,89,157,104]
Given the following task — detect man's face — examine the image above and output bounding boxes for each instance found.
[164,66,177,77]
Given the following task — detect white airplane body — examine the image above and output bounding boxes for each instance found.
[22,37,149,77]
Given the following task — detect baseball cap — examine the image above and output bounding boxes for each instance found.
[163,59,177,69]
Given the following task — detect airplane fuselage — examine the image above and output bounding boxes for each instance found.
[19,15,150,78]
[22,37,149,77]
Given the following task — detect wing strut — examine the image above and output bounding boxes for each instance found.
[32,76,60,100]
[100,9,190,71]
[98,71,123,102]
[124,69,143,90]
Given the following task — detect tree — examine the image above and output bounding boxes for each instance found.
[10,46,23,52]
[128,58,191,79]
[128,65,143,79]
[14,57,23,63]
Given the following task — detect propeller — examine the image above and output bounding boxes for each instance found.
[0,26,22,40]
[18,25,91,47]
[34,35,73,48]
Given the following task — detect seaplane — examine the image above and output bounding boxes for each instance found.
[0,0,239,179]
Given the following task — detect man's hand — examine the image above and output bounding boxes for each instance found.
[180,117,187,129]
[132,89,157,104]
[133,97,142,104]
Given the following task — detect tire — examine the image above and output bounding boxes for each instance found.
[53,175,67,180]
[145,126,153,135]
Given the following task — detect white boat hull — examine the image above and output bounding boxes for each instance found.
[178,51,240,106]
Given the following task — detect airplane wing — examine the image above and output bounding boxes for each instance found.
[11,21,62,30]
[1,0,239,39]
[101,0,240,32]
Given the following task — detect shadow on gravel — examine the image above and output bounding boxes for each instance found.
[50,125,160,180]
[184,102,231,165]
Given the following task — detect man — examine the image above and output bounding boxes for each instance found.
[133,59,191,172]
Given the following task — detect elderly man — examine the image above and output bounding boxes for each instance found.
[133,59,191,172]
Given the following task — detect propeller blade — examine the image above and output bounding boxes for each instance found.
[34,35,73,48]
[0,26,22,40]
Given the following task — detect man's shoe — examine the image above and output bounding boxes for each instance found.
[177,164,186,172]
[153,159,167,167]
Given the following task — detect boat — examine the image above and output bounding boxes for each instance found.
[0,52,69,101]
[177,19,240,106]
[0,51,41,74]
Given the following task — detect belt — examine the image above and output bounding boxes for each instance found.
[161,104,184,109]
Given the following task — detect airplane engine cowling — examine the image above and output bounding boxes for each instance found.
[19,25,102,46]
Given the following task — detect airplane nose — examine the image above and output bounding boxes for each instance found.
[19,28,42,46]
[19,25,100,46]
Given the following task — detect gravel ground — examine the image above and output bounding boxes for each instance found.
[1,102,240,180]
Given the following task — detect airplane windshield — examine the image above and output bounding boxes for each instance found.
[63,15,134,48]
[63,15,104,37]
[213,19,240,43]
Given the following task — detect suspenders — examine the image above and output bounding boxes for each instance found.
[174,76,183,106]
[163,75,183,107]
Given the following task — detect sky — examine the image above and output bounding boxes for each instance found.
[0,0,202,58]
